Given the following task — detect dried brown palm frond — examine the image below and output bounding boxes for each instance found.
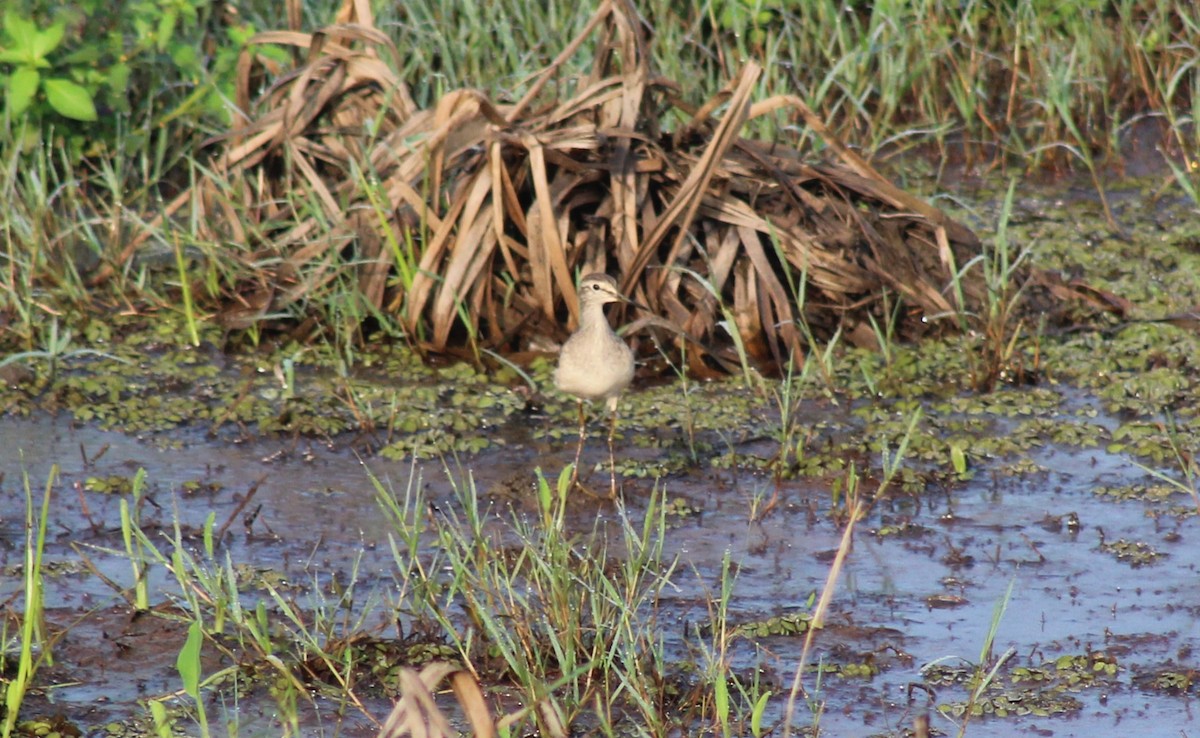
[376,662,497,738]
[103,0,1038,371]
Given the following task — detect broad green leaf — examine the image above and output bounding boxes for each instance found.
[750,691,772,738]
[147,700,171,738]
[156,9,178,52]
[60,45,103,65]
[107,62,131,95]
[43,77,97,121]
[170,43,197,72]
[7,67,39,117]
[228,23,256,46]
[177,619,203,697]
[31,21,66,59]
[3,13,39,56]
[950,443,968,474]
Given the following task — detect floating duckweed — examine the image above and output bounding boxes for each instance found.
[1005,417,1108,449]
[109,394,208,433]
[180,480,223,495]
[380,428,495,460]
[613,453,693,479]
[868,337,975,394]
[403,641,459,664]
[943,387,1065,418]
[929,646,1123,720]
[729,612,813,639]
[1098,538,1164,567]
[333,637,461,696]
[0,312,534,453]
[938,691,1083,720]
[440,361,483,383]
[83,319,113,344]
[663,496,701,517]
[1053,652,1120,684]
[922,663,972,685]
[1092,483,1179,502]
[84,475,136,495]
[259,398,354,436]
[897,467,929,495]
[965,432,1025,460]
[232,564,292,591]
[1097,366,1190,415]
[1145,671,1194,692]
[1163,503,1199,519]
[837,661,879,678]
[621,379,764,438]
[871,521,931,538]
[1108,422,1200,462]
[849,401,896,425]
[709,451,771,475]
[13,716,83,738]
[792,452,848,478]
[1001,458,1048,475]
[1010,666,1053,683]
[20,720,52,737]
[628,426,686,449]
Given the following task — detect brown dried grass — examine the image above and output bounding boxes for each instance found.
[376,662,498,738]
[102,0,1012,371]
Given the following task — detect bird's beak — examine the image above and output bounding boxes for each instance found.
[619,293,650,312]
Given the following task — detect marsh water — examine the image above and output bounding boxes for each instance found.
[2,179,1200,737]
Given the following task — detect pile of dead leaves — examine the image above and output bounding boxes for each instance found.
[102,0,1026,375]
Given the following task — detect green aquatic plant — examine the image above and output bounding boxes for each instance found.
[117,468,153,611]
[972,179,1037,391]
[0,317,130,385]
[957,578,1017,736]
[1097,537,1164,567]
[764,355,817,488]
[375,465,681,735]
[175,620,210,738]
[1130,412,1200,515]
[1110,421,1200,464]
[1140,670,1194,693]
[2,465,55,738]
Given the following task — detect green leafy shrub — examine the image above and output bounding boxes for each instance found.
[0,0,254,157]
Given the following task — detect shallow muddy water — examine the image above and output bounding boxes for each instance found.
[2,380,1197,737]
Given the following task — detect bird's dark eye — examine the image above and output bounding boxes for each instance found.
[591,284,601,290]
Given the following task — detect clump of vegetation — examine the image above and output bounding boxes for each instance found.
[83,0,999,374]
[9,0,1186,368]
[0,0,258,157]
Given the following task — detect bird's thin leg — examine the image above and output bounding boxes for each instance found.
[569,399,586,489]
[607,400,619,499]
